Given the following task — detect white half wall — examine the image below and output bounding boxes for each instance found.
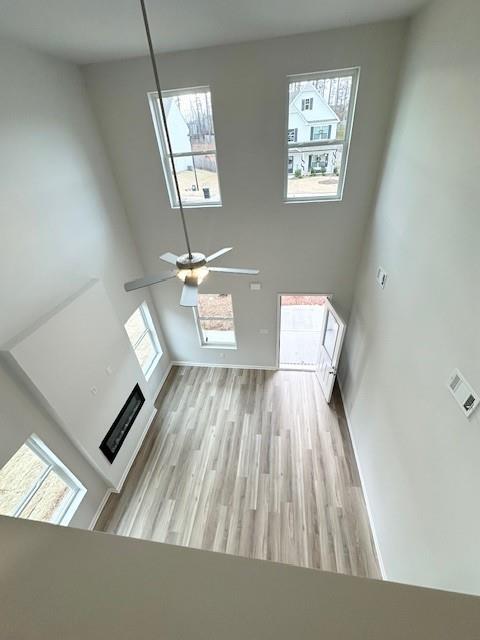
[340,0,480,595]
[84,20,408,367]
[0,35,170,526]
[2,515,480,638]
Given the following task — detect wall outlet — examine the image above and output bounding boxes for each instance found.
[250,282,261,291]
[376,266,387,289]
[260,329,269,335]
[447,369,479,419]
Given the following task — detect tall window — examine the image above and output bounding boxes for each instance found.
[125,303,162,379]
[149,86,222,208]
[195,294,236,347]
[0,435,86,525]
[285,67,359,202]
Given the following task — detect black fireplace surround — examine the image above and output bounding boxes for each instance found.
[100,384,145,463]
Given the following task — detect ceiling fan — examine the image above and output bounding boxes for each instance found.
[124,0,259,307]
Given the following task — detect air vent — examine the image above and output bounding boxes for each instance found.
[447,369,479,418]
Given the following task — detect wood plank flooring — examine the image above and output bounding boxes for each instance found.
[96,366,380,578]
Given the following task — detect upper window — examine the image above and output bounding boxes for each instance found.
[195,294,236,348]
[149,86,222,208]
[285,68,359,202]
[0,435,86,525]
[125,303,163,379]
[301,97,314,110]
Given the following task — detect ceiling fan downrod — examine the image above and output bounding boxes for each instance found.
[140,0,193,260]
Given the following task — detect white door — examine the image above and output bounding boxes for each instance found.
[316,299,346,403]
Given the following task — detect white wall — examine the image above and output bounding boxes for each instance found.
[84,20,408,367]
[0,36,170,527]
[8,281,157,491]
[340,0,480,595]
[2,515,480,638]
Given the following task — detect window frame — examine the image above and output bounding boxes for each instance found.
[193,294,237,349]
[125,302,163,380]
[284,67,360,204]
[310,125,331,141]
[148,85,222,210]
[301,97,314,111]
[1,434,86,526]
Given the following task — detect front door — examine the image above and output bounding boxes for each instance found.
[316,299,346,403]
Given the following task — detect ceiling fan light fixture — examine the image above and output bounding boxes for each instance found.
[176,266,209,285]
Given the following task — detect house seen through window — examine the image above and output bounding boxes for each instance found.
[125,303,162,378]
[0,435,86,525]
[195,294,236,347]
[286,67,359,201]
[149,86,222,208]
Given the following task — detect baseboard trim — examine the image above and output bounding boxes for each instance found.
[171,360,277,371]
[337,379,387,580]
[117,406,158,492]
[89,488,114,530]
[88,364,175,531]
[89,406,158,530]
[115,363,175,492]
[152,362,173,400]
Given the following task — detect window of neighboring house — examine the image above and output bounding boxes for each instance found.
[310,125,331,140]
[286,67,360,202]
[148,86,222,208]
[0,435,86,526]
[287,128,298,142]
[194,294,236,347]
[125,303,163,379]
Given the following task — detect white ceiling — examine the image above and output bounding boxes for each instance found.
[0,0,424,64]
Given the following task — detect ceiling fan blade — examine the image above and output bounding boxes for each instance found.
[124,269,178,292]
[206,247,233,263]
[180,276,199,307]
[159,252,179,265]
[209,267,259,275]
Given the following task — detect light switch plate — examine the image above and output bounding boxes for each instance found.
[250,282,261,291]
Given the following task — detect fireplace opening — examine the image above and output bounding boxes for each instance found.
[100,384,145,463]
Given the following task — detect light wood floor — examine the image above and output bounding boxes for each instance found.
[96,366,380,578]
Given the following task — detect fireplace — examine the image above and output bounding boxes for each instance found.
[100,384,145,463]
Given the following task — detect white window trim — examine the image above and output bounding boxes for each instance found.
[193,302,237,349]
[284,66,360,204]
[148,85,222,210]
[127,303,163,381]
[10,435,86,526]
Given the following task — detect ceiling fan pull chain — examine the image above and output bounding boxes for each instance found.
[140,0,193,260]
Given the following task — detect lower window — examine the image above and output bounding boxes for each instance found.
[195,294,237,347]
[0,435,86,525]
